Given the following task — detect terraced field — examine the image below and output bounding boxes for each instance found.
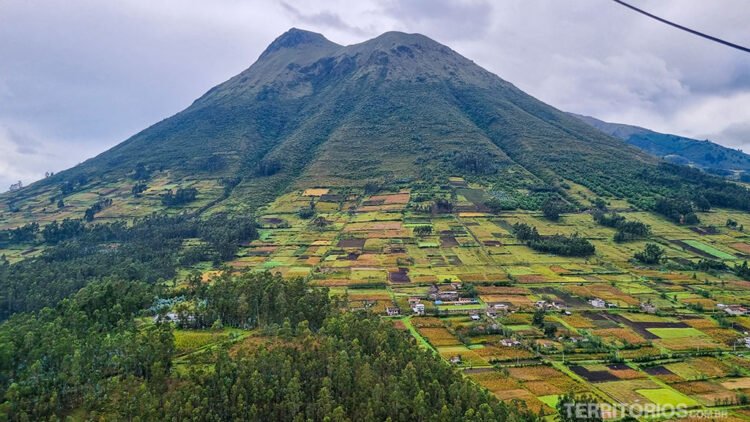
[6,175,750,419]
[116,177,744,419]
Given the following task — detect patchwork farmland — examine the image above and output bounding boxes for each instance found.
[180,177,750,420]
[5,175,750,420]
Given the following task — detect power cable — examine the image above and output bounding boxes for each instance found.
[612,0,750,54]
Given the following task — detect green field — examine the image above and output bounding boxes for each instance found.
[636,388,699,407]
[682,239,736,260]
[646,327,705,339]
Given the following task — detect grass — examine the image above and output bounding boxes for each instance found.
[636,388,699,408]
[437,304,484,311]
[537,395,560,409]
[682,239,736,260]
[506,324,534,331]
[173,329,229,354]
[646,327,706,339]
[400,317,436,353]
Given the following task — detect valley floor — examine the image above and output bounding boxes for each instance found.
[202,179,750,420]
[6,176,750,420]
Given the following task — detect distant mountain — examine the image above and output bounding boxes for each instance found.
[570,113,750,173]
[3,28,747,219]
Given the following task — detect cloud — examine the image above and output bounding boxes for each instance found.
[536,52,689,117]
[715,122,750,153]
[0,123,56,191]
[280,1,368,36]
[0,123,106,193]
[669,91,750,149]
[379,0,493,41]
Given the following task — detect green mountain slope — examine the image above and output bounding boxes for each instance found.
[570,113,750,173]
[2,28,748,224]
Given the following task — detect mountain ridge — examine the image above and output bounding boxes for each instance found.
[570,112,750,173]
[0,27,715,223]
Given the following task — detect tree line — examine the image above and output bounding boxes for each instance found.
[0,214,257,320]
[592,210,650,242]
[0,279,174,420]
[0,272,537,421]
[512,223,595,257]
[168,271,331,332]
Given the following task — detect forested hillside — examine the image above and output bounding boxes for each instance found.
[0,272,536,421]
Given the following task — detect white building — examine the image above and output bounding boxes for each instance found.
[589,298,606,308]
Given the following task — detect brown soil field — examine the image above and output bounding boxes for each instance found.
[730,243,750,255]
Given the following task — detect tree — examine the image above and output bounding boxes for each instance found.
[694,195,711,212]
[654,197,699,225]
[413,225,432,236]
[132,183,148,196]
[512,223,594,257]
[434,198,453,213]
[161,188,198,207]
[255,159,281,176]
[133,162,151,180]
[735,261,750,280]
[298,207,315,219]
[485,197,518,212]
[634,243,664,265]
[84,198,112,221]
[452,151,497,175]
[557,392,602,422]
[542,198,566,221]
[201,154,226,172]
[543,323,557,338]
[532,308,545,327]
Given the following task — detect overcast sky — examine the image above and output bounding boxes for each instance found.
[2,0,749,190]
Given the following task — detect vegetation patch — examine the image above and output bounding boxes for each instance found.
[682,239,736,260]
[646,327,706,339]
[636,388,699,407]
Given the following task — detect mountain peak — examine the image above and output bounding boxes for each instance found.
[373,30,430,43]
[353,30,442,51]
[13,27,659,212]
[261,28,338,56]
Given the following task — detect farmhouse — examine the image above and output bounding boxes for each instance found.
[500,338,521,347]
[412,303,425,315]
[589,298,606,308]
[535,300,566,311]
[640,302,657,314]
[386,307,400,316]
[436,291,460,301]
[726,305,748,316]
[489,303,510,312]
[428,283,463,301]
[154,312,195,324]
[435,297,479,306]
